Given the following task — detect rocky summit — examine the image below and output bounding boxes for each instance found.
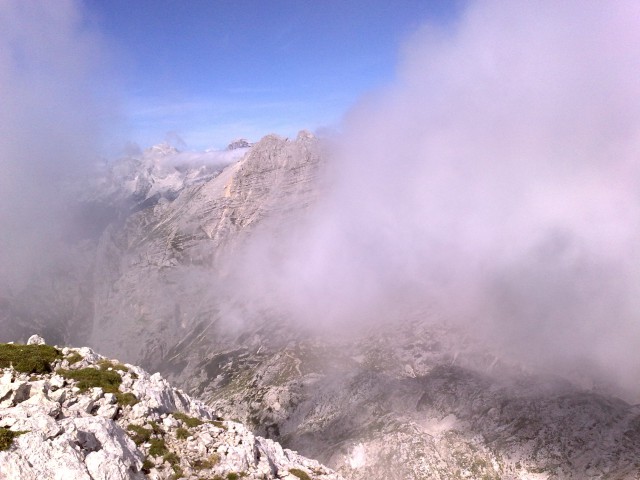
[0,336,343,480]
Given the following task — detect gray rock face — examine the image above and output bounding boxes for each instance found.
[0,341,343,480]
[83,132,322,369]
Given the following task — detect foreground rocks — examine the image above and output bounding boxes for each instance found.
[0,340,342,480]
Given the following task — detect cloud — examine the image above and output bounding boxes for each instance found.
[0,0,118,289]
[239,0,640,395]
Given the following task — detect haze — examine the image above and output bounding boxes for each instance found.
[2,0,640,398]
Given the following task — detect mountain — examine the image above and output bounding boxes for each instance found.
[0,335,343,480]
[2,132,640,479]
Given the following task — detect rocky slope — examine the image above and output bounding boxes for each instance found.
[167,318,640,480]
[0,335,343,480]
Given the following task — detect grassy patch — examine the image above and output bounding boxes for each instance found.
[66,352,83,365]
[209,420,227,430]
[176,427,191,440]
[289,468,312,480]
[127,424,152,445]
[164,451,180,465]
[0,428,27,451]
[97,359,129,372]
[170,464,184,479]
[227,473,239,480]
[58,367,135,406]
[149,438,168,457]
[192,453,220,470]
[173,412,204,428]
[58,367,122,393]
[142,457,154,473]
[147,420,163,435]
[0,343,62,374]
[115,391,138,406]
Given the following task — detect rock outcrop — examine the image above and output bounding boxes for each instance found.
[0,340,342,480]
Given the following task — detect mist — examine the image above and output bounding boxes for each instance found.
[0,1,116,298]
[233,0,640,394]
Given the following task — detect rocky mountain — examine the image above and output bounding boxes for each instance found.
[0,335,343,480]
[3,132,640,479]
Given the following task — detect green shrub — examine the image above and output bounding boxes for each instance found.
[0,343,62,374]
[173,412,204,428]
[176,427,190,440]
[147,420,163,435]
[289,468,312,480]
[149,438,168,457]
[164,451,180,465]
[142,457,154,472]
[66,352,83,365]
[227,473,239,480]
[0,428,27,451]
[115,391,138,406]
[127,424,152,445]
[171,464,184,479]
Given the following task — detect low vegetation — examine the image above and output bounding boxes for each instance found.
[127,424,152,445]
[149,437,169,457]
[57,365,138,405]
[0,428,27,451]
[141,457,154,473]
[57,366,122,392]
[288,468,312,480]
[0,343,62,374]
[192,453,220,470]
[209,420,227,430]
[115,391,139,406]
[176,427,191,439]
[173,412,204,428]
[65,351,83,365]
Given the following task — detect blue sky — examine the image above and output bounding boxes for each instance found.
[84,0,460,150]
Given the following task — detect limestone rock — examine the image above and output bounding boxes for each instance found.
[0,343,343,480]
[26,334,45,346]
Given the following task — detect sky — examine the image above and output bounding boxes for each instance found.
[83,0,460,151]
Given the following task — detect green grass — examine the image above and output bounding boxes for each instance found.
[164,451,180,465]
[0,343,62,374]
[209,420,227,430]
[289,468,312,480]
[115,391,138,406]
[176,427,191,440]
[57,367,122,393]
[142,457,154,473]
[0,428,27,451]
[149,438,168,457]
[127,424,152,445]
[147,420,163,435]
[66,352,83,365]
[97,359,129,372]
[57,366,136,406]
[173,412,204,428]
[192,453,220,470]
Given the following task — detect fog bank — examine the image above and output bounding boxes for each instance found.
[249,1,640,393]
[0,0,117,291]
